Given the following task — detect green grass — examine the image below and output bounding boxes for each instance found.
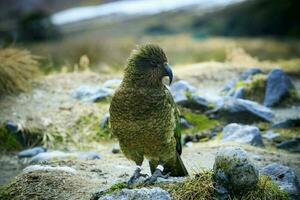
[182,111,219,134]
[0,124,21,151]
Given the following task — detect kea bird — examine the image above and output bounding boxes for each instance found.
[109,44,188,185]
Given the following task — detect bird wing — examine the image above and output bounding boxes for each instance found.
[165,86,182,155]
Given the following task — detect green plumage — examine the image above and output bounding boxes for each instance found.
[109,44,188,177]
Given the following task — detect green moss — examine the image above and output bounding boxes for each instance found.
[0,124,21,151]
[242,74,267,103]
[272,128,300,143]
[164,171,289,200]
[182,111,219,134]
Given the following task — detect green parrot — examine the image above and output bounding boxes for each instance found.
[109,44,188,184]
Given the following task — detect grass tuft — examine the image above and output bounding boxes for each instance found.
[0,48,39,95]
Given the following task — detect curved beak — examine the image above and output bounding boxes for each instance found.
[164,63,173,85]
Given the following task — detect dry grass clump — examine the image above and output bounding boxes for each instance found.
[164,171,288,200]
[0,48,39,95]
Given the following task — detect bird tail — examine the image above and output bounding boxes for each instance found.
[150,153,188,177]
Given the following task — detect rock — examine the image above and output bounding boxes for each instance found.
[72,85,113,102]
[23,165,76,174]
[239,68,263,81]
[98,187,171,200]
[213,147,259,197]
[30,151,75,163]
[103,79,122,89]
[178,95,210,111]
[170,80,197,104]
[78,152,101,160]
[183,134,193,144]
[112,144,120,154]
[100,113,110,129]
[232,87,244,99]
[18,146,47,158]
[185,142,193,148]
[222,123,264,147]
[260,163,300,199]
[276,138,300,153]
[262,131,280,141]
[272,118,300,129]
[209,97,273,123]
[222,80,237,93]
[179,117,193,129]
[264,69,295,107]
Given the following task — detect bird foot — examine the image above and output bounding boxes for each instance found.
[144,168,170,185]
[127,168,148,186]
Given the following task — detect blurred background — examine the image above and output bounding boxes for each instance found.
[0,0,299,73]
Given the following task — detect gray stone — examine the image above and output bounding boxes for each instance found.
[78,152,101,160]
[222,123,264,147]
[210,97,273,123]
[103,79,122,89]
[100,113,110,129]
[213,147,259,195]
[262,131,280,141]
[260,163,300,199]
[18,146,47,158]
[179,117,193,129]
[276,138,300,153]
[23,165,77,174]
[112,144,120,154]
[272,118,300,129]
[239,68,263,81]
[222,80,237,93]
[264,69,295,107]
[98,187,171,200]
[30,151,75,163]
[232,87,244,99]
[170,80,197,104]
[72,85,113,102]
[178,95,210,111]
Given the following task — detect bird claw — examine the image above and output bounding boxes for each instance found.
[127,168,149,186]
[144,169,170,185]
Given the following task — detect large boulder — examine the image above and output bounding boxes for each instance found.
[18,146,47,158]
[71,85,113,102]
[98,187,171,200]
[221,123,264,147]
[276,138,300,153]
[170,80,197,103]
[239,68,263,81]
[213,147,259,198]
[177,95,210,111]
[209,97,273,123]
[264,69,296,107]
[260,163,300,200]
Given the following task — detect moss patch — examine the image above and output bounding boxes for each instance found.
[182,111,219,134]
[163,171,289,200]
[0,124,21,151]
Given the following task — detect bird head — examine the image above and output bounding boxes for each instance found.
[124,44,173,87]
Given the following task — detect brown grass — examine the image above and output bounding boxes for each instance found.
[0,48,39,95]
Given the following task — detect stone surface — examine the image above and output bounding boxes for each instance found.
[272,118,300,129]
[262,131,280,141]
[276,138,300,153]
[100,113,110,129]
[222,123,264,147]
[179,117,193,129]
[30,151,75,163]
[112,144,120,154]
[260,163,300,200]
[264,69,294,107]
[23,165,76,174]
[210,97,273,123]
[102,79,122,89]
[178,95,210,111]
[232,87,244,99]
[18,146,47,158]
[72,85,113,102]
[77,152,101,160]
[98,187,171,200]
[239,68,263,81]
[213,147,259,197]
[170,80,197,104]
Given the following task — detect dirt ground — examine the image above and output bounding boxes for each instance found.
[0,62,300,199]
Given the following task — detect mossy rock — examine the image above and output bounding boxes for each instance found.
[0,124,21,151]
